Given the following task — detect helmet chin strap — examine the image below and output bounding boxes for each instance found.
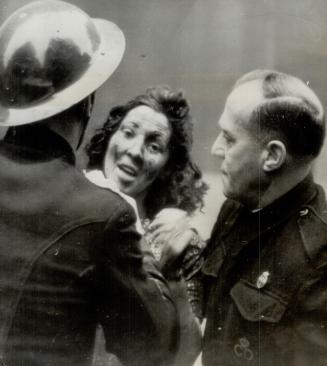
[76,93,95,150]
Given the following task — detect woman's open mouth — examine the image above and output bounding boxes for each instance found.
[118,163,138,178]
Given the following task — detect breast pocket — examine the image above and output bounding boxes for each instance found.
[230,280,288,323]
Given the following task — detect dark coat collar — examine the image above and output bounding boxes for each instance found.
[2,125,76,166]
[203,174,318,277]
[222,174,317,243]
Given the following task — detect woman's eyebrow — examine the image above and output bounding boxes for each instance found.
[147,130,170,140]
[122,121,139,128]
[150,130,164,137]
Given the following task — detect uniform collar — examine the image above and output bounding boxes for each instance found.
[203,174,318,277]
[84,169,144,234]
[3,125,76,166]
[224,174,317,247]
[249,174,316,230]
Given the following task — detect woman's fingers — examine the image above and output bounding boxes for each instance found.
[159,229,195,276]
[150,208,189,229]
[149,225,188,244]
[149,209,190,241]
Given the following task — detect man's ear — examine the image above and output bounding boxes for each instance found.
[262,140,286,172]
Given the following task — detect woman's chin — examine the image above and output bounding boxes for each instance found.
[116,181,137,198]
[112,172,135,191]
[112,175,146,201]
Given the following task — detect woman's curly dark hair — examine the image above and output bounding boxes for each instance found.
[86,85,208,218]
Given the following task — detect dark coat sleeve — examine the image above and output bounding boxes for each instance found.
[93,207,179,366]
[289,269,327,366]
[291,203,327,366]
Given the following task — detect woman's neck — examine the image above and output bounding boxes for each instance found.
[135,196,146,220]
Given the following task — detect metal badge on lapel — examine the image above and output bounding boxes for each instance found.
[256,271,270,289]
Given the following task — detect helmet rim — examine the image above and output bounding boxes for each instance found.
[0,4,125,126]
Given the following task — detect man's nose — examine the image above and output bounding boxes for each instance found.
[211,134,224,158]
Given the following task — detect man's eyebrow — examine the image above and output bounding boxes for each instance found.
[222,129,235,139]
[219,126,228,134]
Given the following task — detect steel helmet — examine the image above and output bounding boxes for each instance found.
[0,0,125,126]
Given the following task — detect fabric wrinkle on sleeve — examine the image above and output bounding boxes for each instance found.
[93,207,179,366]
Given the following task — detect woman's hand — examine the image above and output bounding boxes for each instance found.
[148,208,190,244]
[147,208,193,276]
[159,228,195,279]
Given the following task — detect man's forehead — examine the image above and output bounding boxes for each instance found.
[226,79,265,117]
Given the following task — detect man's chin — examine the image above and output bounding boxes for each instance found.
[222,186,239,202]
[222,186,233,199]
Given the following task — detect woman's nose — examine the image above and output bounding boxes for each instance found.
[127,136,144,159]
[211,134,225,158]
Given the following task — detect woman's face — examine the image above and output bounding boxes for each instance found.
[104,105,171,200]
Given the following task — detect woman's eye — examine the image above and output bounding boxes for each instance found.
[148,143,162,153]
[121,128,134,137]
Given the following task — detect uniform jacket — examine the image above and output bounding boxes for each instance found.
[0,125,178,366]
[85,169,202,366]
[202,175,327,366]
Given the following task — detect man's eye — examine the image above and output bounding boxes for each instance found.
[223,133,234,145]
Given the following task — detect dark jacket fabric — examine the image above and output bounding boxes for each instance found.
[0,125,178,366]
[202,175,327,366]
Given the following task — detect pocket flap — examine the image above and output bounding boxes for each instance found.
[230,281,287,323]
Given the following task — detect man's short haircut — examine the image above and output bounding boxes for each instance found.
[235,70,325,158]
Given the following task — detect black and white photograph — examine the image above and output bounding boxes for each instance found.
[0,1,326,365]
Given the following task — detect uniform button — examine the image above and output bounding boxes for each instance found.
[256,271,270,289]
[217,326,222,331]
[299,208,309,216]
[119,213,130,224]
